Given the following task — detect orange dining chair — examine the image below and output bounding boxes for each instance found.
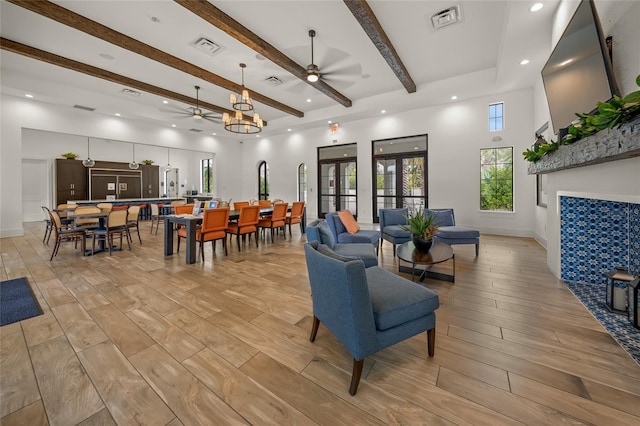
[233,201,250,210]
[171,200,187,207]
[177,207,230,261]
[48,210,87,261]
[258,200,272,207]
[91,210,130,256]
[174,205,194,215]
[226,205,260,251]
[258,202,288,242]
[285,201,305,236]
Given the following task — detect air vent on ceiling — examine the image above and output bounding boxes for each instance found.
[431,5,462,29]
[264,76,284,86]
[73,104,95,111]
[189,128,203,132]
[121,88,141,97]
[191,36,222,56]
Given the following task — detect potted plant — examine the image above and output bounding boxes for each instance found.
[400,210,439,252]
[61,152,78,160]
[142,159,154,165]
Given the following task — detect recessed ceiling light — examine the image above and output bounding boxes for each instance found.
[171,124,176,127]
[287,128,292,132]
[163,100,169,104]
[381,110,386,114]
[414,147,419,150]
[560,59,573,66]
[256,134,260,138]
[328,120,332,124]
[306,99,311,103]
[212,132,216,135]
[530,3,543,12]
[451,95,457,100]
[115,113,121,116]
[25,94,33,98]
[520,59,530,65]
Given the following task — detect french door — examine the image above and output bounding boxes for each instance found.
[318,143,358,218]
[372,134,428,223]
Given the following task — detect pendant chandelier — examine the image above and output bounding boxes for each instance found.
[129,143,139,170]
[82,137,95,168]
[222,63,264,134]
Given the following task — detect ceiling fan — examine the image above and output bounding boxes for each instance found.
[161,86,220,122]
[306,30,320,83]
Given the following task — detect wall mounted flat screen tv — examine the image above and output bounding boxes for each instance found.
[541,0,621,135]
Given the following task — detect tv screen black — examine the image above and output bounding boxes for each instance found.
[541,0,620,135]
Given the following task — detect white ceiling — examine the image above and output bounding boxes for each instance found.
[0,0,560,139]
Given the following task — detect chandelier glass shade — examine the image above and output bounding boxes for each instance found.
[223,63,263,134]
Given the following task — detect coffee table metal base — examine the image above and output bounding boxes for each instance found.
[398,258,455,282]
[396,241,455,283]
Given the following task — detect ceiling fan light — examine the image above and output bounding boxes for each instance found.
[307,72,319,83]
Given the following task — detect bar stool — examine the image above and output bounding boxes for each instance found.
[605,268,634,313]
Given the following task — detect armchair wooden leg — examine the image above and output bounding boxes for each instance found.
[475,243,479,256]
[427,328,436,357]
[349,359,364,396]
[309,315,320,342]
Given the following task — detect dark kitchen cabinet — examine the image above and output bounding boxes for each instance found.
[56,159,87,204]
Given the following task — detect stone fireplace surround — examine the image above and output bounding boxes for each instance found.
[560,192,640,285]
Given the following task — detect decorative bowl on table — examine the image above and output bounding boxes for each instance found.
[412,235,433,252]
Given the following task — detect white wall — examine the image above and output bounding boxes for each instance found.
[536,0,640,277]
[1,94,243,237]
[237,88,535,235]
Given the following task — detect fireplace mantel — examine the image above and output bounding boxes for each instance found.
[528,116,640,175]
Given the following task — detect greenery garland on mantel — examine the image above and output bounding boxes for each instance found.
[523,74,640,163]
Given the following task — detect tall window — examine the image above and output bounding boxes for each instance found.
[258,161,269,200]
[480,147,513,211]
[318,143,357,218]
[297,163,307,202]
[201,158,213,194]
[372,134,428,222]
[489,102,504,131]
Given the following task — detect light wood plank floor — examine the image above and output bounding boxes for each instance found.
[1,221,639,425]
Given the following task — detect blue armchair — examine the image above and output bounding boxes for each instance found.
[425,208,480,256]
[325,212,381,254]
[306,219,378,267]
[379,208,411,256]
[304,241,439,395]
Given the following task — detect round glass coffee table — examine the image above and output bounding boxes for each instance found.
[396,241,455,282]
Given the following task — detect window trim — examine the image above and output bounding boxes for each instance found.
[200,157,214,194]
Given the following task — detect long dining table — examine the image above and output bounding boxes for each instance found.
[163,206,305,264]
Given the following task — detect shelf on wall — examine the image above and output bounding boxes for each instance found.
[528,116,640,174]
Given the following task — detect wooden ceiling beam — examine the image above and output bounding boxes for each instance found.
[174,0,353,108]
[0,37,266,125]
[6,0,301,117]
[343,0,416,93]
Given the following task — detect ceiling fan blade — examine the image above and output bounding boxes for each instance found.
[321,63,363,82]
[159,106,192,116]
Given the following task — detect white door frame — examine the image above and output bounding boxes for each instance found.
[22,158,52,223]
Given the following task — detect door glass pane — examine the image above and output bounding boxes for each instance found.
[320,164,335,195]
[340,196,357,215]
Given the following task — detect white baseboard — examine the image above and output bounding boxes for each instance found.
[0,227,24,238]
[532,232,548,249]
